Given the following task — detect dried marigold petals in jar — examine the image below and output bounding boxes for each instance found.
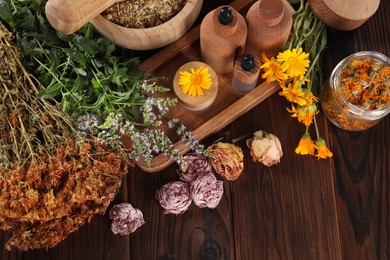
[321,51,390,131]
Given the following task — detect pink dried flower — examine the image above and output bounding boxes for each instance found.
[191,173,223,209]
[109,203,145,235]
[246,130,283,167]
[155,181,192,215]
[207,142,244,181]
[178,153,212,183]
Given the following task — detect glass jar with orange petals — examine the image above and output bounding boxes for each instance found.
[321,51,390,131]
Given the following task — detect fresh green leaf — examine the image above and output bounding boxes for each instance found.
[38,82,63,99]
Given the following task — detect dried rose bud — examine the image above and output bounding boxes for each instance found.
[191,173,223,209]
[109,203,145,235]
[178,153,212,183]
[246,130,283,167]
[207,142,244,181]
[155,181,192,215]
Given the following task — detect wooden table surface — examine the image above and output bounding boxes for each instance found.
[1,0,389,259]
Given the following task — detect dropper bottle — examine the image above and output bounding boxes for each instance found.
[232,54,260,95]
[200,5,247,74]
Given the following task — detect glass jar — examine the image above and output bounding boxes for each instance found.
[321,51,390,131]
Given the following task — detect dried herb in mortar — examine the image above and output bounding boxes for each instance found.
[102,0,186,28]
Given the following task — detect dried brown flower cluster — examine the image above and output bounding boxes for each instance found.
[0,140,128,251]
[102,0,186,28]
[0,22,129,250]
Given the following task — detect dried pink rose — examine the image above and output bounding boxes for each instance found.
[155,181,192,215]
[109,203,145,235]
[207,142,244,181]
[246,130,283,167]
[178,153,212,183]
[191,173,223,209]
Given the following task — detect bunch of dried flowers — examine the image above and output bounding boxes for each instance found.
[155,153,224,214]
[1,0,211,171]
[0,21,128,251]
[260,0,332,159]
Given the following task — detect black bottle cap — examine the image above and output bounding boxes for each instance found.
[241,54,255,71]
[218,6,233,25]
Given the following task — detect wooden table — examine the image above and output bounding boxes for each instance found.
[1,0,389,259]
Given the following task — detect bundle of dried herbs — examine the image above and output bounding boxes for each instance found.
[102,0,186,28]
[0,0,211,169]
[0,21,128,251]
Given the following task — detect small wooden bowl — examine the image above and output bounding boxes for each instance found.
[173,61,218,112]
[90,0,203,50]
[308,0,380,31]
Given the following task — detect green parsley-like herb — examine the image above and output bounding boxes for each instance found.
[0,0,210,168]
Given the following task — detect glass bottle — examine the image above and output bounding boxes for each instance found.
[321,51,390,131]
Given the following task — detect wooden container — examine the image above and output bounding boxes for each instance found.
[200,6,247,75]
[173,61,219,112]
[91,0,203,50]
[245,0,293,58]
[46,0,203,50]
[232,54,261,95]
[308,0,380,31]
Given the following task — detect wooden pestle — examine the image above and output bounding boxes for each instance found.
[45,0,124,35]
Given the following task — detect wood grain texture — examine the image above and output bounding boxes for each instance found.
[200,6,247,74]
[325,0,390,258]
[90,0,203,50]
[173,61,219,112]
[245,0,293,58]
[45,0,121,34]
[1,0,389,259]
[308,0,380,31]
[136,0,275,173]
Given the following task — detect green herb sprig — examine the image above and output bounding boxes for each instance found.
[0,0,210,167]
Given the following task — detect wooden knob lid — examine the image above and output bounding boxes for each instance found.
[308,0,380,30]
[211,6,240,37]
[233,54,261,84]
[173,62,219,112]
[259,0,285,26]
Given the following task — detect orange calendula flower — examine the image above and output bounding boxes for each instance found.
[304,91,319,106]
[277,48,310,77]
[178,66,212,96]
[287,104,317,126]
[260,53,288,83]
[315,138,333,159]
[279,81,306,106]
[295,133,317,155]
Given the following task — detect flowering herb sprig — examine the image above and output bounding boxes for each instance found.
[260,0,332,159]
[1,0,211,168]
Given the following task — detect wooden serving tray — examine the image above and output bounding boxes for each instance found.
[137,0,288,173]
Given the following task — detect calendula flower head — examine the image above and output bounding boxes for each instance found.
[260,53,288,84]
[178,66,212,96]
[277,48,310,77]
[315,138,333,159]
[288,104,318,126]
[295,133,317,155]
[279,81,307,106]
[303,90,319,106]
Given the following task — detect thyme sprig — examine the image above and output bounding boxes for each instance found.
[0,0,210,167]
